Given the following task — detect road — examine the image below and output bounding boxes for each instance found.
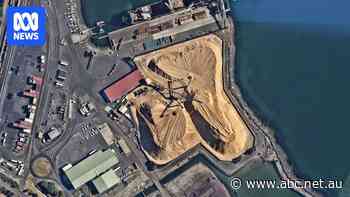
[0,46,16,121]
[24,1,170,196]
[27,0,75,195]
[101,111,171,197]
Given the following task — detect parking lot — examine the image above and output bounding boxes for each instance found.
[56,129,107,170]
[34,55,74,150]
[0,46,45,159]
[55,115,137,176]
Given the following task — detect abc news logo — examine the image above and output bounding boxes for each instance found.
[7,7,46,46]
[13,12,39,39]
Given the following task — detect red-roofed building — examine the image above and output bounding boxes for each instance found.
[103,70,144,103]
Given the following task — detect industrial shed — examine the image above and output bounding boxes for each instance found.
[63,149,119,189]
[102,70,144,103]
[92,169,121,194]
[97,123,114,145]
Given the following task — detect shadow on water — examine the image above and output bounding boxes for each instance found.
[81,0,161,30]
[137,153,237,196]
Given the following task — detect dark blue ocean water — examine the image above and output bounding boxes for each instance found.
[231,0,350,196]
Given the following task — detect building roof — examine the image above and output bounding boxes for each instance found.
[103,70,143,103]
[63,149,119,189]
[47,128,61,140]
[98,123,114,145]
[92,169,121,193]
[118,138,131,155]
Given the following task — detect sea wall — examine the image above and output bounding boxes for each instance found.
[221,14,322,197]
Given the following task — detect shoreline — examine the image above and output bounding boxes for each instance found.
[75,0,323,195]
[223,13,322,197]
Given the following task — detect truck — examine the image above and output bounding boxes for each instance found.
[13,121,32,129]
[119,105,131,119]
[23,89,39,98]
[18,137,28,143]
[18,132,29,138]
[28,75,43,86]
[31,98,38,105]
[79,105,90,116]
[58,60,69,67]
[23,129,32,134]
[56,69,67,81]
[11,160,23,164]
[24,118,33,124]
[27,105,37,113]
[17,165,24,176]
[55,81,64,87]
[14,145,23,152]
[16,141,25,147]
[28,112,35,120]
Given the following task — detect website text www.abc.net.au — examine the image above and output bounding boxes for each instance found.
[230,177,343,191]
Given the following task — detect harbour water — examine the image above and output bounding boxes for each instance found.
[229,160,301,197]
[159,154,300,197]
[81,0,158,31]
[81,0,350,196]
[231,0,350,196]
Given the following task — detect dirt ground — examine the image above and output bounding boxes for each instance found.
[130,34,253,164]
[31,157,52,178]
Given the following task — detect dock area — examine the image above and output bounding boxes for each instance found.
[103,0,228,53]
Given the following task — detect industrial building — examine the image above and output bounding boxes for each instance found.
[143,36,173,51]
[107,0,226,51]
[62,149,119,189]
[102,70,144,103]
[43,127,61,143]
[97,123,114,146]
[118,138,131,155]
[92,169,121,194]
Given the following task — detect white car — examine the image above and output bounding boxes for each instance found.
[55,81,64,87]
[39,55,46,64]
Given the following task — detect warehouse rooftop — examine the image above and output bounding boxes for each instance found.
[62,149,119,189]
[92,169,121,194]
[102,69,144,103]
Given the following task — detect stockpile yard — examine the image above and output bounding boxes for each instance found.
[129,34,253,164]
